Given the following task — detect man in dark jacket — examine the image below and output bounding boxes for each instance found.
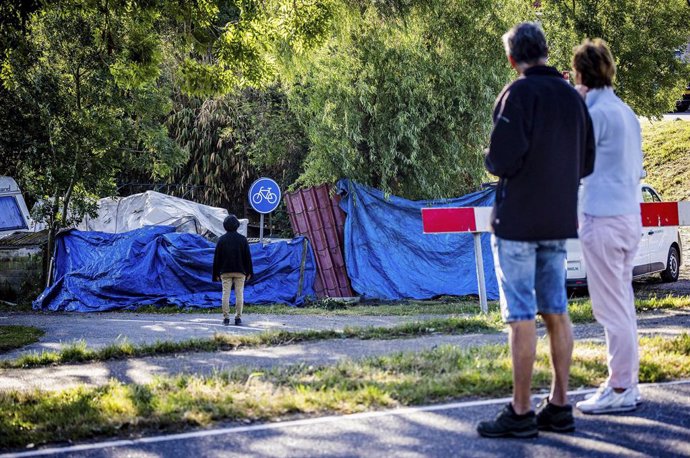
[477,22,595,439]
[213,215,253,326]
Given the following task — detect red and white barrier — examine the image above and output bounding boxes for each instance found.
[421,201,690,313]
[421,207,493,233]
[421,206,493,312]
[423,202,690,236]
[640,201,690,227]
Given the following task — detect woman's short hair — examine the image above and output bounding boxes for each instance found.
[572,39,616,88]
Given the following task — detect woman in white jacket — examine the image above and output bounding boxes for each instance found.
[572,39,643,414]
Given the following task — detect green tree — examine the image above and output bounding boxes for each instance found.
[165,0,336,96]
[1,0,340,268]
[167,84,308,216]
[0,0,43,182]
[281,0,529,199]
[158,0,331,219]
[540,0,690,116]
[1,1,185,269]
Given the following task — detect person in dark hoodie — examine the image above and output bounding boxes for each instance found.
[213,215,253,326]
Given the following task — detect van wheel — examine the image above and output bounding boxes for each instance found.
[660,246,680,282]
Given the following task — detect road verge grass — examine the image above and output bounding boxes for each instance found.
[3,295,688,369]
[0,315,502,369]
[0,297,484,316]
[0,325,44,353]
[7,294,687,318]
[567,294,690,323]
[130,297,487,316]
[2,333,689,450]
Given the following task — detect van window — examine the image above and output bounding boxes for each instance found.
[0,196,27,231]
[641,187,661,203]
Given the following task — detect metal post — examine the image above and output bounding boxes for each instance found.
[473,232,488,314]
[259,213,265,243]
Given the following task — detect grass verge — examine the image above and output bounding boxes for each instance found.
[128,296,486,316]
[0,315,502,369]
[567,294,690,324]
[2,296,489,316]
[9,295,688,319]
[3,295,688,369]
[641,119,690,202]
[2,333,689,450]
[0,325,44,353]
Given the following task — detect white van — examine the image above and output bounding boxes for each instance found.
[567,184,682,287]
[0,177,33,238]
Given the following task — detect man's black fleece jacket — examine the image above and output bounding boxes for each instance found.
[485,65,596,241]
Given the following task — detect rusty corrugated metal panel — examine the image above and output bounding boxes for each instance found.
[285,185,354,298]
[0,230,49,248]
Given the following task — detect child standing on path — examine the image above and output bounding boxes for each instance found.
[213,215,253,326]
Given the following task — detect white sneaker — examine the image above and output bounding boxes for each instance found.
[632,385,642,405]
[576,385,637,414]
[584,384,642,405]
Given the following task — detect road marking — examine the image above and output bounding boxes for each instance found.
[4,379,690,458]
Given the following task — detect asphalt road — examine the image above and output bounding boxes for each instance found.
[662,112,690,121]
[4,381,689,458]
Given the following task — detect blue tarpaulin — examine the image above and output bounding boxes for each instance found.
[34,226,316,312]
[337,180,499,300]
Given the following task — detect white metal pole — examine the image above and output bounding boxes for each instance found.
[473,232,488,314]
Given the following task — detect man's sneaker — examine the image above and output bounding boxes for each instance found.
[576,385,637,414]
[535,397,575,433]
[223,318,230,326]
[235,317,242,326]
[477,403,538,438]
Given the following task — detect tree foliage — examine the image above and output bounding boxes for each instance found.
[166,0,336,95]
[3,0,689,242]
[0,0,43,181]
[540,0,690,117]
[167,84,308,215]
[283,0,529,199]
[0,1,187,265]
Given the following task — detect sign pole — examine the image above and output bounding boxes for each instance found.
[473,233,488,314]
[259,213,265,243]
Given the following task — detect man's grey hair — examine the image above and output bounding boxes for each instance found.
[502,22,548,65]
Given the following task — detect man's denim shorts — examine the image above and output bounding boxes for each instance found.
[491,236,568,323]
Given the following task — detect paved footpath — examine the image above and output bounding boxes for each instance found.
[3,306,690,361]
[0,312,447,359]
[3,381,689,457]
[1,309,689,392]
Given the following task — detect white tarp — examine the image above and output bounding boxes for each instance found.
[77,191,248,239]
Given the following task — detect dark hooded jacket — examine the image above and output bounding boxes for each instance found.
[212,215,253,280]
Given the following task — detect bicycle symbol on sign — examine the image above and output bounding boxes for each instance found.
[251,186,278,205]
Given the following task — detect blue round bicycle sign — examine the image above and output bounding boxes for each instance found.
[248,177,281,214]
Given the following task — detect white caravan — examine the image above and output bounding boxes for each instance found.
[0,177,33,238]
